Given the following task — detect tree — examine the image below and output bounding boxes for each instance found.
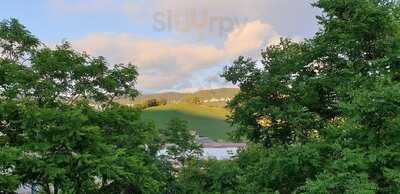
[0,147,21,193]
[0,18,168,194]
[145,99,159,108]
[159,98,168,106]
[184,95,202,105]
[176,159,241,194]
[0,18,39,62]
[161,118,202,163]
[2,0,400,192]
[220,0,400,193]
[143,98,167,108]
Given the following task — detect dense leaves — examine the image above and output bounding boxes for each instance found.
[161,118,202,163]
[1,0,400,193]
[177,159,241,194]
[0,18,197,194]
[217,0,400,193]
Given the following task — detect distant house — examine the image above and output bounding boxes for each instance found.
[201,143,245,160]
[159,133,246,161]
[203,97,232,103]
[16,185,38,194]
[195,134,245,160]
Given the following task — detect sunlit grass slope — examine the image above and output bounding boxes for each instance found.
[141,103,233,141]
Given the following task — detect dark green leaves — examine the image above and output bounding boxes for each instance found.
[0,19,165,194]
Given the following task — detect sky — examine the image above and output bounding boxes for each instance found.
[0,0,321,94]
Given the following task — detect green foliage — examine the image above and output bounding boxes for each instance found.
[235,144,324,193]
[162,118,202,163]
[177,159,241,194]
[222,40,324,147]
[217,0,400,193]
[1,0,400,193]
[300,172,378,194]
[184,95,202,105]
[0,147,21,193]
[30,42,138,105]
[0,19,190,194]
[142,98,168,108]
[15,104,111,193]
[0,18,39,62]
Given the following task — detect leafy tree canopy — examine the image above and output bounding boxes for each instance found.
[0,18,198,194]
[217,0,400,193]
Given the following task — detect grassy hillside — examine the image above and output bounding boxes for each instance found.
[141,103,234,141]
[121,88,239,106]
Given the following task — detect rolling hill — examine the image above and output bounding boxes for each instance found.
[118,88,239,107]
[117,88,239,141]
[141,103,234,141]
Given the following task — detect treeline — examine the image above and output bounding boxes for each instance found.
[1,0,400,193]
[137,96,202,109]
[139,98,168,109]
[131,88,239,106]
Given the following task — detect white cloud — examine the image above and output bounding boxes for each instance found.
[73,33,224,71]
[46,0,321,93]
[224,21,279,57]
[72,20,279,92]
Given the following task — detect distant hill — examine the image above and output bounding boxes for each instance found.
[141,103,234,141]
[117,88,239,141]
[118,88,239,107]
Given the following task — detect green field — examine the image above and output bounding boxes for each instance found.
[141,103,234,141]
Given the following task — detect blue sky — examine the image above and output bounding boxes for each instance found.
[1,0,321,93]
